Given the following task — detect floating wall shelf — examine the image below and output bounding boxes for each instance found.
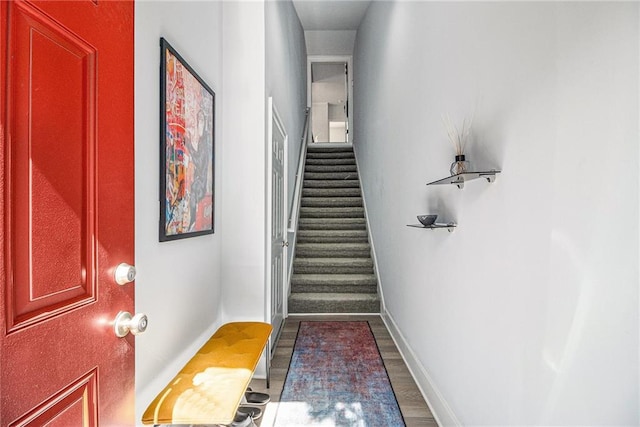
[427,170,501,189]
[407,223,457,233]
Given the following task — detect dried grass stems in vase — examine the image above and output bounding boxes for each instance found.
[442,113,474,175]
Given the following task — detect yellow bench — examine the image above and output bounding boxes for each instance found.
[142,322,272,426]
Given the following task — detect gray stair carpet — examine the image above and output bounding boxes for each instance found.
[289,145,380,314]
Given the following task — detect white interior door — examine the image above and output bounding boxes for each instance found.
[267,98,287,350]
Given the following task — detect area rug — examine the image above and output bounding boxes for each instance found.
[274,321,405,426]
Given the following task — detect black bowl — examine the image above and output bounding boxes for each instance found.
[417,214,437,226]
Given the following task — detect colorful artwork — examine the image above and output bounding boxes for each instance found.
[160,38,215,241]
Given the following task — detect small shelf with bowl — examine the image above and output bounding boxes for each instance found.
[426,170,501,189]
[407,223,457,232]
[407,214,456,233]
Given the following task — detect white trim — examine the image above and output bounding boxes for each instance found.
[287,116,309,233]
[352,144,385,314]
[265,97,288,356]
[266,97,274,330]
[381,310,461,427]
[307,55,354,144]
[286,229,296,315]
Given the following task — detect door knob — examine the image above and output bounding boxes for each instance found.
[114,263,136,285]
[114,311,148,337]
[282,241,289,247]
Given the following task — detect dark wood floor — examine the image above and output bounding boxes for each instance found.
[249,315,438,427]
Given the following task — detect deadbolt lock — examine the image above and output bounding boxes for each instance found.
[114,263,136,285]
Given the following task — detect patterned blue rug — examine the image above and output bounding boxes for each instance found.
[274,321,405,426]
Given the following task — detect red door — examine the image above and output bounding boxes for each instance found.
[0,1,135,425]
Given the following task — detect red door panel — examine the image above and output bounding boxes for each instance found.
[8,0,97,330]
[0,1,134,425]
[9,370,98,427]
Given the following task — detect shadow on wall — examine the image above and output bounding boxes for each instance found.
[424,193,456,225]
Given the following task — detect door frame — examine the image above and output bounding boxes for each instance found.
[307,55,353,145]
[265,97,288,355]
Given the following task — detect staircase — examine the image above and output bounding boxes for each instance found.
[288,145,380,314]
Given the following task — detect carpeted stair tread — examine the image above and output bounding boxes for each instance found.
[304,172,358,180]
[294,257,373,274]
[303,180,360,189]
[301,197,363,208]
[291,273,377,285]
[305,151,355,159]
[297,229,368,243]
[291,274,377,293]
[288,293,380,314]
[302,187,362,197]
[298,218,367,230]
[307,146,354,153]
[307,150,355,159]
[299,207,365,218]
[304,165,358,173]
[296,243,371,258]
[306,158,356,166]
[291,281,377,294]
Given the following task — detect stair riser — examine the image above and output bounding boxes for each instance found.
[304,172,358,180]
[298,236,369,243]
[301,198,363,208]
[304,180,360,189]
[306,158,356,166]
[302,188,362,197]
[294,265,373,274]
[298,230,368,237]
[305,165,358,173]
[307,146,354,153]
[291,283,377,294]
[295,258,373,266]
[288,298,380,314]
[298,222,367,231]
[306,152,355,159]
[296,248,371,258]
[300,207,364,217]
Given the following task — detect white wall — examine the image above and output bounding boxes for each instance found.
[266,0,308,219]
[220,1,266,327]
[305,30,356,55]
[354,2,639,425]
[312,102,329,142]
[265,0,308,277]
[312,81,347,104]
[134,1,223,422]
[134,3,306,410]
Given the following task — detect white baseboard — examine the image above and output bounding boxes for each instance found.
[351,143,386,314]
[381,310,461,427]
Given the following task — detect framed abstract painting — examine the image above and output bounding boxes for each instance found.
[159,38,215,241]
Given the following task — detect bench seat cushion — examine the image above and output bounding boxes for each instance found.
[142,322,272,425]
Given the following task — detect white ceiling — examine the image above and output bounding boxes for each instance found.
[292,0,372,31]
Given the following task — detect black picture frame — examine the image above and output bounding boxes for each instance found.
[159,38,215,241]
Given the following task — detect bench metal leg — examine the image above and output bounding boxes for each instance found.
[266,341,271,389]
